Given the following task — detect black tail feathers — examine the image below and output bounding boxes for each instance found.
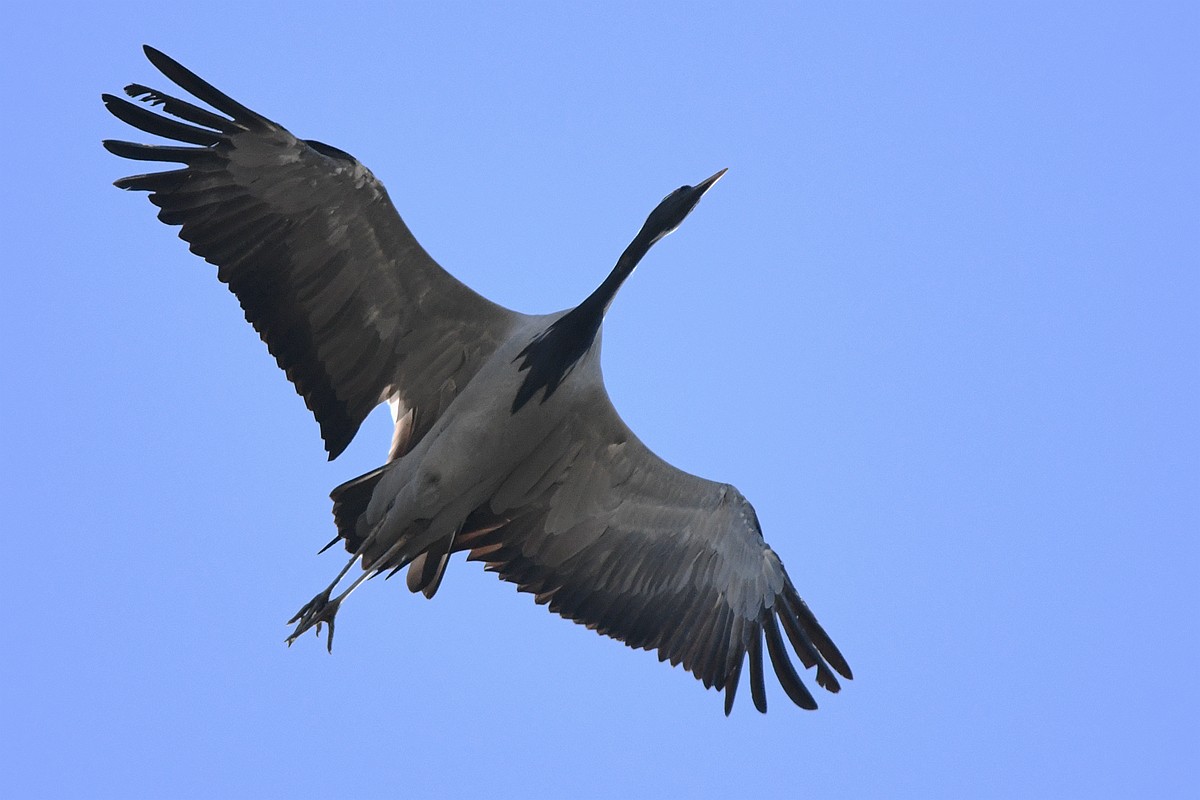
[327,465,390,554]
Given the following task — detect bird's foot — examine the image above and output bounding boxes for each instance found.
[286,587,341,652]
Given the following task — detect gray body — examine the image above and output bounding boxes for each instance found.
[367,313,590,565]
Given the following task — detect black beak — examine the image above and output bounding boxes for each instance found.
[694,167,728,195]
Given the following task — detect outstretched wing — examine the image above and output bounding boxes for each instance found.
[461,393,852,714]
[103,46,523,459]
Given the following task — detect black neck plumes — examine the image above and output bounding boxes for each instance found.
[510,231,654,413]
[510,169,724,414]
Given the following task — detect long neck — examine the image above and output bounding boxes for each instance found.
[509,230,656,413]
[578,230,656,319]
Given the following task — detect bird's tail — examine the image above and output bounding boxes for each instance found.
[326,463,465,600]
[324,464,391,555]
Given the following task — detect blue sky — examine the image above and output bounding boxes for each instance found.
[3,2,1197,797]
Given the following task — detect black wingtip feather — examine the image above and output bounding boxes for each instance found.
[123,82,242,134]
[777,600,843,693]
[763,614,818,710]
[784,593,853,681]
[747,628,767,714]
[102,139,204,164]
[111,168,189,193]
[142,45,269,127]
[102,93,222,146]
[723,659,743,716]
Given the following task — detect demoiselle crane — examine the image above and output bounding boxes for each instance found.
[103,46,852,714]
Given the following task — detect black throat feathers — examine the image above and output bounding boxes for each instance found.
[510,295,605,414]
[509,228,658,414]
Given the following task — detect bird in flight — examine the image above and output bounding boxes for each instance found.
[103,46,852,714]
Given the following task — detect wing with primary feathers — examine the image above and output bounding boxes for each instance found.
[458,394,853,714]
[103,46,522,459]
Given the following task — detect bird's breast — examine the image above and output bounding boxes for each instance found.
[388,314,603,520]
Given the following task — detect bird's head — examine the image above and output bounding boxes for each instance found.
[637,168,728,246]
[589,167,730,315]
